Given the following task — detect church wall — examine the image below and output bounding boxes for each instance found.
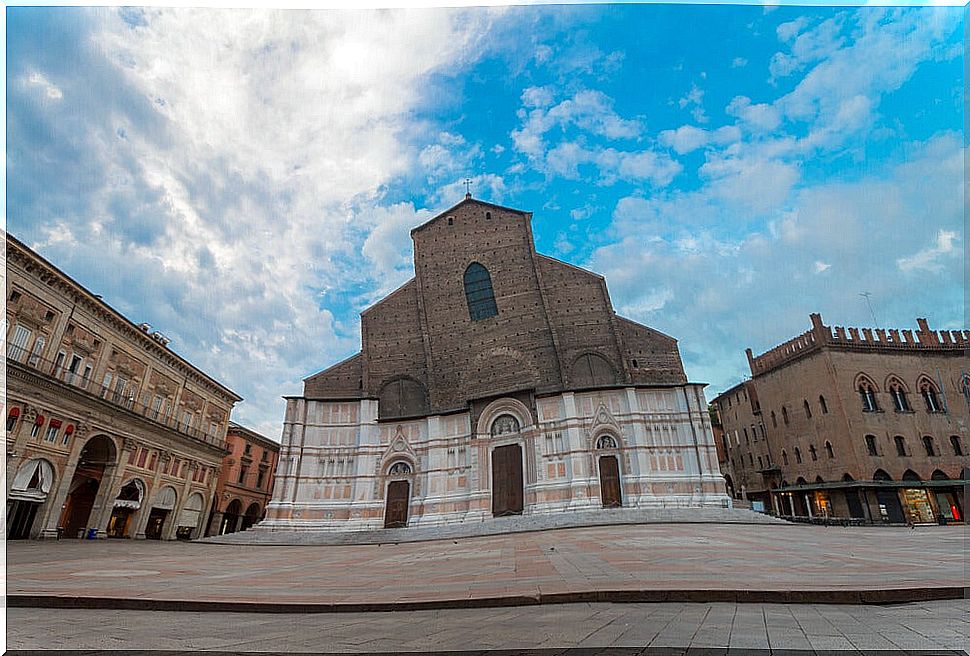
[412,203,562,410]
[535,256,627,386]
[263,384,728,531]
[360,281,428,399]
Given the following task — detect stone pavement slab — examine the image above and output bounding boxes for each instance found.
[6,601,969,651]
[6,523,966,611]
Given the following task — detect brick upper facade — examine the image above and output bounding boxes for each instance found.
[304,197,686,417]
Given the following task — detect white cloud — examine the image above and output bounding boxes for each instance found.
[897,230,960,273]
[659,124,741,155]
[17,7,497,434]
[813,261,831,273]
[731,57,748,68]
[26,71,63,100]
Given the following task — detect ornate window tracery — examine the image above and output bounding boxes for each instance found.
[490,414,520,436]
[388,461,412,475]
[596,434,617,449]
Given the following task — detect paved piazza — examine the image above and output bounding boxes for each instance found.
[7,601,969,651]
[7,523,965,608]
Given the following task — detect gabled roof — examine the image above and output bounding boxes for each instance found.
[409,195,532,236]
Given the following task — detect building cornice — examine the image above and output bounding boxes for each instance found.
[6,234,242,405]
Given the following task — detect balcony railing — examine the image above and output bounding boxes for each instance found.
[7,345,226,449]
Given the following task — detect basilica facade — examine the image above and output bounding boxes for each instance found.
[262,196,728,532]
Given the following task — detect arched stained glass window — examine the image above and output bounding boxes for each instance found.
[464,263,498,321]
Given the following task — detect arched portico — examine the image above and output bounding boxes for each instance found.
[221,498,243,534]
[58,435,119,538]
[7,458,55,539]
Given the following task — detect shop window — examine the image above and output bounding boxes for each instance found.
[919,379,943,413]
[951,435,964,456]
[894,435,907,457]
[922,435,936,457]
[888,379,911,412]
[819,395,828,414]
[824,441,834,459]
[794,447,802,464]
[808,445,818,461]
[803,400,812,419]
[865,434,878,456]
[858,378,878,412]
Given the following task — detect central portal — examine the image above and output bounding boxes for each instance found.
[491,443,524,517]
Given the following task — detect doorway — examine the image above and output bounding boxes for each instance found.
[599,455,622,508]
[384,480,410,528]
[7,500,40,540]
[491,444,524,517]
[145,508,169,539]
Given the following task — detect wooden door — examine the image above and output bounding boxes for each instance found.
[599,455,622,508]
[491,444,524,517]
[384,480,410,528]
[145,509,167,540]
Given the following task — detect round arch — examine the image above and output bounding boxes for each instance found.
[475,396,533,438]
[59,434,119,538]
[570,352,618,388]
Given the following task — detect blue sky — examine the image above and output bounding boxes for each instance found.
[7,5,964,438]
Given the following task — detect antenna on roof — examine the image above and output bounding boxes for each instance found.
[463,178,472,199]
[859,291,879,328]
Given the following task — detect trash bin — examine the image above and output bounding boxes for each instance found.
[86,528,98,540]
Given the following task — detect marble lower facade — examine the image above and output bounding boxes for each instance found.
[262,384,730,532]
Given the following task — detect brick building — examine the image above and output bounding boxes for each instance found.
[713,313,968,524]
[206,422,279,535]
[5,234,241,540]
[261,196,727,533]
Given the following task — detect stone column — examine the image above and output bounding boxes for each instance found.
[804,494,813,518]
[787,494,795,516]
[133,451,169,539]
[164,460,196,540]
[92,440,138,537]
[37,424,90,539]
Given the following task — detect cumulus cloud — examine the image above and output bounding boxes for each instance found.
[8,7,496,437]
[588,132,964,396]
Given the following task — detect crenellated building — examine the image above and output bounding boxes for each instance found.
[260,196,728,534]
[713,313,968,524]
[5,234,242,540]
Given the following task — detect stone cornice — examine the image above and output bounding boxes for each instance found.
[6,234,242,405]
